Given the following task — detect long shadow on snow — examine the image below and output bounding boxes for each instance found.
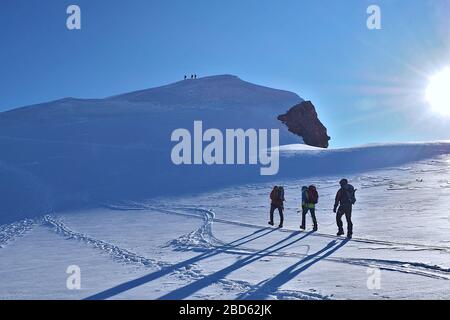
[85,227,277,300]
[239,238,349,300]
[157,231,315,300]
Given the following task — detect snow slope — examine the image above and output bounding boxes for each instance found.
[1,144,450,299]
[2,75,449,225]
[0,75,303,224]
[1,76,450,299]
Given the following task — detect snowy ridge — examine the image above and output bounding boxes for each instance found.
[107,74,302,107]
[0,75,305,225]
[0,219,35,248]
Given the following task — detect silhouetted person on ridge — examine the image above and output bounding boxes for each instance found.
[191,74,194,79]
[334,179,357,238]
[184,75,187,80]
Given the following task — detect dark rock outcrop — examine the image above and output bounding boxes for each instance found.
[278,101,330,148]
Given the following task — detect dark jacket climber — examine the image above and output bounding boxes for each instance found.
[334,179,356,238]
[269,186,285,228]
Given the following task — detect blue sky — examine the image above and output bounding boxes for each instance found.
[1,0,449,147]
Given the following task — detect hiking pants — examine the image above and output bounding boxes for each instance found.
[301,207,317,229]
[270,204,284,226]
[336,204,353,236]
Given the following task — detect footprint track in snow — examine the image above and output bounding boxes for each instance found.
[42,214,326,300]
[92,204,450,281]
[0,219,36,248]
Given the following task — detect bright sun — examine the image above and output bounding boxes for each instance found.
[426,67,450,116]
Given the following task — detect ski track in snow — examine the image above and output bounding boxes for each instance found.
[104,204,450,282]
[4,208,444,299]
[106,202,450,253]
[42,215,165,268]
[42,214,327,300]
[0,219,35,248]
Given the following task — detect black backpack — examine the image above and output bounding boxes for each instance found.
[277,187,285,201]
[343,184,357,205]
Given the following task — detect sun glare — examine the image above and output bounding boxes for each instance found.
[426,67,450,116]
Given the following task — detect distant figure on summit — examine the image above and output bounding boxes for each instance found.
[184,75,187,80]
[194,74,197,79]
[191,74,194,79]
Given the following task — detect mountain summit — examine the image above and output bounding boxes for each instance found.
[0,75,332,223]
[108,75,303,108]
[1,75,328,148]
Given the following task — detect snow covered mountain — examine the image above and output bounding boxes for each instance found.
[108,74,301,108]
[0,75,317,224]
[0,75,304,148]
[2,76,450,300]
[1,75,450,225]
[1,76,450,226]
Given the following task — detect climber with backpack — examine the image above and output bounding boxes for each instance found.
[334,179,357,238]
[299,185,319,231]
[269,186,285,228]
